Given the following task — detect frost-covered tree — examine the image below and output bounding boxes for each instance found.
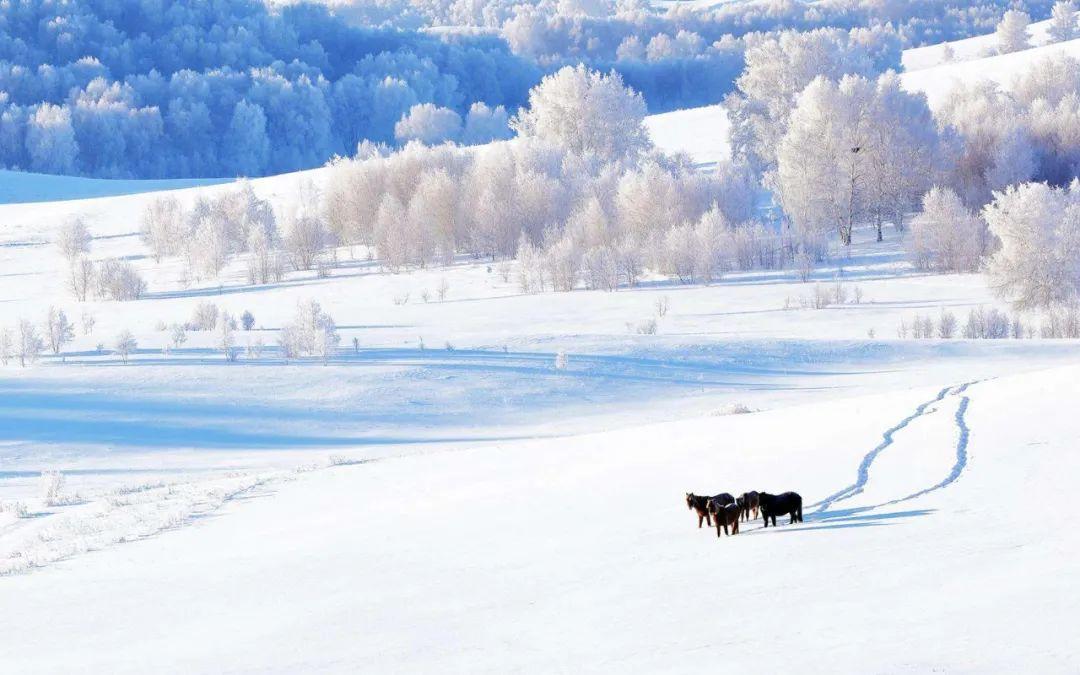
[0,326,12,366]
[462,103,512,145]
[284,210,330,272]
[223,101,271,177]
[25,104,78,174]
[140,197,184,262]
[95,259,147,301]
[996,10,1032,54]
[936,82,1037,206]
[279,299,337,359]
[984,181,1080,308]
[726,28,885,172]
[17,319,44,367]
[218,311,237,361]
[43,307,75,354]
[189,302,219,331]
[776,75,877,246]
[906,187,988,273]
[56,217,96,301]
[511,65,651,164]
[55,218,92,262]
[114,329,137,363]
[394,104,463,145]
[241,310,256,331]
[1048,2,1079,43]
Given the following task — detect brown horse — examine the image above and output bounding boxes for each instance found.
[707,498,741,538]
[685,493,713,528]
[738,491,760,521]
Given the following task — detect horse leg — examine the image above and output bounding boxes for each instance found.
[733,519,739,535]
[706,511,712,527]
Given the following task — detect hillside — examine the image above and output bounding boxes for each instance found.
[3,365,1078,672]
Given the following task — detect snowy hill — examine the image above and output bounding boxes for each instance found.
[0,170,233,205]
[901,34,1080,106]
[2,365,1078,672]
[902,17,1056,71]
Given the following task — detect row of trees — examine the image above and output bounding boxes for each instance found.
[0,0,539,177]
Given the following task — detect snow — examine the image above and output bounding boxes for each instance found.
[643,104,731,167]
[2,366,1079,672]
[902,18,1055,71]
[901,35,1080,106]
[0,170,232,205]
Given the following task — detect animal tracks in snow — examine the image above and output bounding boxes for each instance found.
[806,381,978,524]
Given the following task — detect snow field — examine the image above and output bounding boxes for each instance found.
[1,365,1078,672]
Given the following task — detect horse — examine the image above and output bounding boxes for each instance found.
[739,491,760,521]
[711,492,736,507]
[707,498,741,538]
[685,493,713,528]
[758,491,803,527]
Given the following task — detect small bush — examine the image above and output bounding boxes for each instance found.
[40,470,66,507]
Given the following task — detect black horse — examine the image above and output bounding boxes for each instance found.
[711,492,736,507]
[706,498,741,538]
[738,491,760,522]
[759,491,803,527]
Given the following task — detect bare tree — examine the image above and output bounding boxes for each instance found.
[43,306,75,354]
[17,319,44,367]
[114,330,137,364]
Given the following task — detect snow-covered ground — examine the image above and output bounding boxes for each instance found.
[644,104,731,167]
[2,364,1078,672]
[901,34,1080,106]
[902,18,1055,71]
[0,170,232,205]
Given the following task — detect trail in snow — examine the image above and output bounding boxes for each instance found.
[810,385,953,513]
[809,381,978,517]
[881,392,972,506]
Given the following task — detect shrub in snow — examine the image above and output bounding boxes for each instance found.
[278,300,339,360]
[963,307,1011,339]
[189,302,219,331]
[241,311,256,331]
[939,310,958,339]
[0,500,29,518]
[1040,305,1080,338]
[630,318,658,335]
[114,330,137,363]
[713,403,756,416]
[95,259,146,301]
[554,350,569,370]
[170,323,188,349]
[996,10,1032,54]
[907,187,988,273]
[654,296,670,318]
[219,312,237,361]
[40,471,65,507]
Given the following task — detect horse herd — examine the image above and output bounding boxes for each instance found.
[685,490,804,538]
